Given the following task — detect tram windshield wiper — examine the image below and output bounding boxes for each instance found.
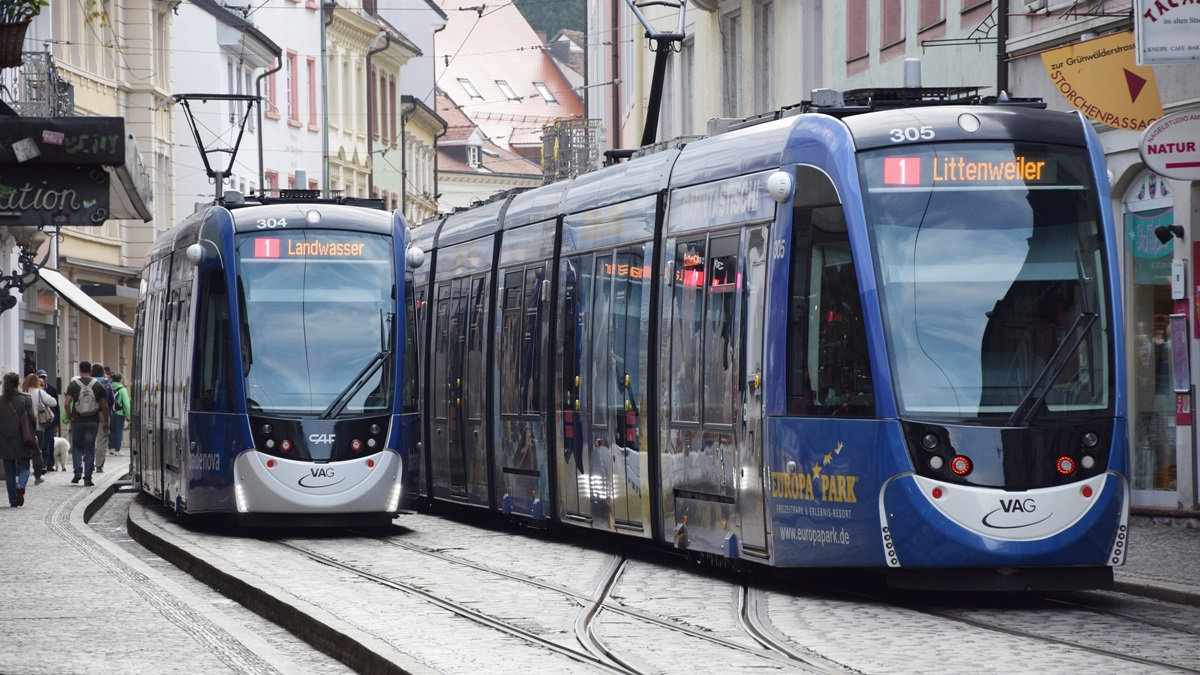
[1007,311,1097,427]
[320,311,393,419]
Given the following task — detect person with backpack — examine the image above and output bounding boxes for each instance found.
[90,363,116,473]
[108,372,130,459]
[63,361,109,487]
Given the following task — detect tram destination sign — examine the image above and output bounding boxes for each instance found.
[879,152,1059,187]
[249,235,383,260]
[0,166,111,227]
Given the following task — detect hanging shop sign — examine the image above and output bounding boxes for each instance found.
[1139,109,1200,181]
[1136,0,1200,65]
[1041,32,1163,131]
[0,165,111,227]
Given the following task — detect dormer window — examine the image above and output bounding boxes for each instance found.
[533,82,557,104]
[496,80,520,102]
[467,145,481,168]
[459,78,482,99]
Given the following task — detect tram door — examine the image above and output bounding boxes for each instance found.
[588,247,648,529]
[738,227,770,552]
[431,279,469,498]
[162,252,193,506]
[559,255,592,519]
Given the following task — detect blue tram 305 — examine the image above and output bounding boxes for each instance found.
[132,194,424,525]
[414,88,1128,589]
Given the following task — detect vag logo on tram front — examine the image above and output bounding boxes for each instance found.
[309,433,335,444]
[298,466,344,489]
[982,498,1051,529]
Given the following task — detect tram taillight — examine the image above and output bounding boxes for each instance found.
[949,455,972,476]
[1056,456,1077,475]
[351,439,363,452]
[280,439,293,452]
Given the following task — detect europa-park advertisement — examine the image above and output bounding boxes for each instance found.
[766,419,888,566]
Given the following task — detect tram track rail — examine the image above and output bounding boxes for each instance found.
[332,531,851,674]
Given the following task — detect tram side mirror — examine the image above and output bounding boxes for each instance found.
[185,243,205,266]
[406,246,426,270]
[767,170,794,204]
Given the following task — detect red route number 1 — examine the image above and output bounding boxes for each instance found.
[884,157,922,186]
[255,238,280,258]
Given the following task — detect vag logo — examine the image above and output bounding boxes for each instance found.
[982,497,1051,529]
[999,498,1036,513]
[309,434,336,444]
[298,466,345,489]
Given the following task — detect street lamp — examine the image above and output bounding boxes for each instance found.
[0,226,51,313]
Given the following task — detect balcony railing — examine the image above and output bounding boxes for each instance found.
[0,51,74,117]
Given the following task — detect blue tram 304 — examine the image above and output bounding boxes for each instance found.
[132,195,424,525]
[414,88,1128,589]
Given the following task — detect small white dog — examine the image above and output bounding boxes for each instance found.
[54,436,71,471]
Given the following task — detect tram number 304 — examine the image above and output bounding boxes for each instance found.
[256,217,290,229]
[889,126,936,143]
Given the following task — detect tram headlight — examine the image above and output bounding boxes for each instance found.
[387,481,403,512]
[1081,455,1096,470]
[235,483,248,513]
[920,433,939,450]
[1082,432,1098,448]
[928,455,944,471]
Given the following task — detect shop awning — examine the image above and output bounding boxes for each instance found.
[37,268,135,337]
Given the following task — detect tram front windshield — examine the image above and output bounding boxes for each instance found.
[859,142,1111,420]
[236,230,395,415]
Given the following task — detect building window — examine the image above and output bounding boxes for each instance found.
[721,9,742,117]
[266,68,279,120]
[265,170,278,196]
[307,57,318,130]
[847,0,868,61]
[287,50,299,124]
[1124,172,1177,498]
[681,37,694,135]
[389,76,398,148]
[467,145,481,168]
[496,80,521,102]
[753,0,774,115]
[533,82,557,103]
[881,0,904,49]
[919,0,944,30]
[459,78,482,99]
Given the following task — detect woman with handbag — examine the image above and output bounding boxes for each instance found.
[21,373,53,485]
[1,371,40,507]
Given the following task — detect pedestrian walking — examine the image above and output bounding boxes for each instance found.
[64,361,109,487]
[108,372,130,458]
[90,363,114,473]
[36,370,60,472]
[20,373,53,485]
[1,372,39,507]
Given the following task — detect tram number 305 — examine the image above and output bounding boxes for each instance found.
[889,126,937,143]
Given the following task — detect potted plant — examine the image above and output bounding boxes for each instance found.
[0,0,47,68]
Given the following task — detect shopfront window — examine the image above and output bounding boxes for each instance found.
[1124,172,1177,494]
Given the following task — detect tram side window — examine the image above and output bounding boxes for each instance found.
[499,270,524,415]
[401,286,419,414]
[670,240,706,422]
[787,205,874,418]
[705,236,739,425]
[434,285,450,419]
[523,266,546,413]
[193,270,232,412]
[465,276,487,418]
